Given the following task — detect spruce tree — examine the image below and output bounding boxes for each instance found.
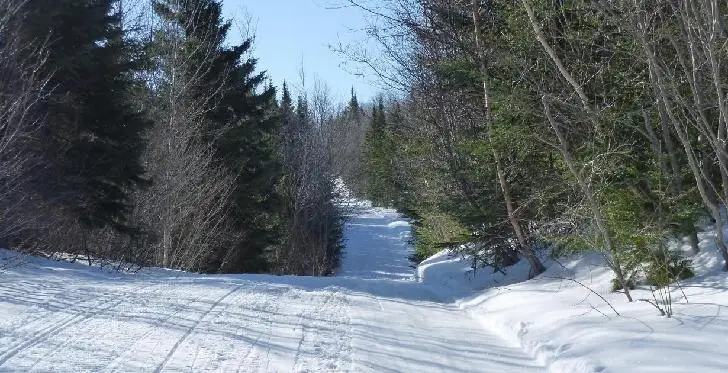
[153,0,280,272]
[21,0,150,233]
[328,89,367,195]
[364,99,397,206]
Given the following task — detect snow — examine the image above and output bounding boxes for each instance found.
[1,200,726,373]
[0,203,541,372]
[417,248,535,301]
[421,236,728,373]
[338,204,414,281]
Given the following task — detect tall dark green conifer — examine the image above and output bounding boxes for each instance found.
[347,88,363,120]
[363,99,397,206]
[279,82,300,172]
[153,0,280,272]
[21,0,150,233]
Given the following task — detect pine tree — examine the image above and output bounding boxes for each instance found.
[329,89,367,195]
[347,88,363,122]
[152,0,281,272]
[21,0,150,234]
[363,99,397,206]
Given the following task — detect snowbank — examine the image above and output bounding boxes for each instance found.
[418,240,728,373]
[417,249,533,300]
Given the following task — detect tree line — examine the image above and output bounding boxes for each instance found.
[347,0,728,301]
[0,0,343,275]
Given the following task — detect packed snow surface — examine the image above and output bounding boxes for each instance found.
[0,202,541,372]
[2,200,727,372]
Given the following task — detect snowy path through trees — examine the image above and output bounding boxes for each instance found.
[0,204,543,372]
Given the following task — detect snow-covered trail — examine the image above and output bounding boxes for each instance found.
[0,204,542,372]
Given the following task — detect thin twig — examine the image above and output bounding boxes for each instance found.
[544,275,621,316]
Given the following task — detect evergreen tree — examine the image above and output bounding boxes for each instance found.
[21,0,150,234]
[330,89,367,195]
[363,99,398,206]
[346,88,364,123]
[152,0,280,273]
[354,0,713,286]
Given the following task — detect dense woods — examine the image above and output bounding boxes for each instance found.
[2,2,728,371]
[3,0,728,289]
[343,0,728,299]
[0,0,343,275]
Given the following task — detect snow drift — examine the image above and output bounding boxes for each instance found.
[418,231,728,373]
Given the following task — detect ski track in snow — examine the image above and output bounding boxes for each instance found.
[0,202,543,372]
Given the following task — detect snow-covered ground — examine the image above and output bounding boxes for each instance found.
[0,203,541,373]
[1,202,726,373]
[419,237,728,373]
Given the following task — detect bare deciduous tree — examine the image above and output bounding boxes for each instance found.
[0,0,51,245]
[628,0,728,270]
[125,0,240,270]
[276,78,344,275]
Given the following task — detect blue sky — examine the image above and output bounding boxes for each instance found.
[222,0,377,104]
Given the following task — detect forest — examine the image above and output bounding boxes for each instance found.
[0,0,345,275]
[2,2,728,371]
[3,0,728,299]
[344,0,728,302]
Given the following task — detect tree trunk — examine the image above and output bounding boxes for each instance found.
[686,228,701,255]
[542,98,633,301]
[520,0,632,300]
[471,0,545,278]
[162,225,171,268]
[520,0,601,134]
[638,27,728,270]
